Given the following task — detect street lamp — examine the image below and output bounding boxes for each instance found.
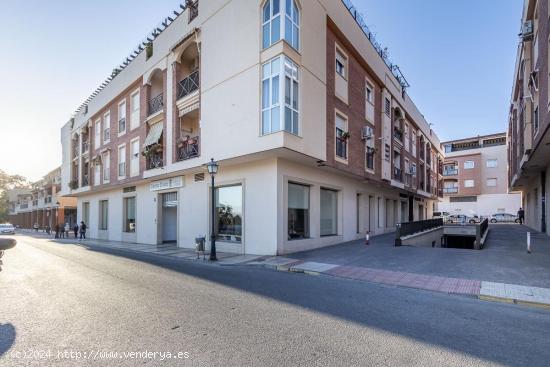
[206,158,219,261]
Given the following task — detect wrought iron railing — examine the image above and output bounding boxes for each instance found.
[147,152,163,170]
[177,70,200,100]
[188,0,198,23]
[177,136,200,161]
[336,137,347,159]
[148,93,164,115]
[443,169,458,176]
[395,218,443,246]
[443,187,458,194]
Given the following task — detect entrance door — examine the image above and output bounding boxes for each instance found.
[161,192,178,243]
[418,205,424,220]
[401,201,407,224]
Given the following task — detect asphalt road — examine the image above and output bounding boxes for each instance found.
[1,235,550,366]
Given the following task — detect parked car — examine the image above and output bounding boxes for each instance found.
[490,213,520,223]
[433,211,450,221]
[0,223,15,235]
[447,214,468,224]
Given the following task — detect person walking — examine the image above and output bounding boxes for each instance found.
[73,223,79,238]
[79,221,87,240]
[59,223,65,238]
[518,207,525,225]
[54,223,60,239]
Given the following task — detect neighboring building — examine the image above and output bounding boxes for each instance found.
[8,167,77,229]
[508,0,550,234]
[59,0,444,255]
[439,133,521,216]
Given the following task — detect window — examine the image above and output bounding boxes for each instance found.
[102,151,110,183]
[261,56,299,135]
[366,147,375,171]
[288,183,309,240]
[486,159,498,168]
[404,123,409,151]
[335,49,347,79]
[335,113,347,159]
[130,90,140,130]
[320,188,337,236]
[94,119,101,148]
[411,163,417,176]
[118,145,126,178]
[377,197,382,228]
[411,130,417,157]
[130,139,140,177]
[487,178,497,187]
[123,197,136,232]
[103,112,111,143]
[262,0,300,50]
[366,82,374,104]
[534,105,539,134]
[99,200,108,230]
[384,98,391,117]
[464,160,474,169]
[464,179,474,188]
[118,100,126,135]
[215,185,243,242]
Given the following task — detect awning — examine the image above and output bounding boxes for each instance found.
[179,102,199,117]
[144,122,163,147]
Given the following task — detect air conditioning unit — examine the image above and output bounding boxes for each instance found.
[361,126,373,140]
[522,20,534,40]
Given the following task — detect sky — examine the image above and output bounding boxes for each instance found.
[0,0,523,181]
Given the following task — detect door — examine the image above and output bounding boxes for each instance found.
[161,192,178,243]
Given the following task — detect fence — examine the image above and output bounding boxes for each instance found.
[395,218,443,246]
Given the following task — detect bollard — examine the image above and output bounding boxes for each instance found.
[365,231,370,246]
[527,232,531,254]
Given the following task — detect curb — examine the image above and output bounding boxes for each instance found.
[478,295,550,310]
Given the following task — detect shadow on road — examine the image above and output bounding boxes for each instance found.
[0,323,16,356]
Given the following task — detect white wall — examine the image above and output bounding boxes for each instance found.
[439,193,521,217]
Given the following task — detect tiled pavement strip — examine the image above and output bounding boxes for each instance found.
[19,231,550,309]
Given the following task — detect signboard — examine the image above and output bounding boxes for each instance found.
[150,176,184,192]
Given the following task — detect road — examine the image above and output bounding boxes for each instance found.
[1,234,550,366]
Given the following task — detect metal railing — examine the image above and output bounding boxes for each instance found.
[395,218,443,246]
[147,152,163,170]
[336,137,347,159]
[393,167,402,181]
[443,169,458,176]
[177,70,199,100]
[148,93,164,115]
[177,136,200,161]
[188,0,199,22]
[443,187,458,194]
[393,128,403,142]
[403,172,412,186]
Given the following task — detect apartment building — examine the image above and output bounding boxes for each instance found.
[439,133,521,216]
[60,0,443,255]
[508,0,550,234]
[8,167,77,229]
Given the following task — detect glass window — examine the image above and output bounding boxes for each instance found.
[320,188,337,236]
[262,56,299,135]
[288,183,309,240]
[486,159,498,168]
[215,185,243,243]
[118,145,126,178]
[118,101,126,134]
[487,178,497,187]
[103,112,111,143]
[464,160,475,169]
[263,0,299,50]
[335,114,347,159]
[366,82,373,104]
[124,197,136,232]
[99,200,108,230]
[335,49,346,78]
[366,147,375,171]
[82,202,90,224]
[464,179,475,188]
[102,151,110,183]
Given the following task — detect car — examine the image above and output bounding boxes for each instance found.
[490,213,520,223]
[447,214,469,224]
[433,211,450,221]
[0,223,15,235]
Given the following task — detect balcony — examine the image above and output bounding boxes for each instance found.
[177,70,199,100]
[393,167,402,182]
[336,137,348,159]
[177,136,200,161]
[148,93,164,116]
[403,172,412,186]
[443,187,458,194]
[393,128,403,143]
[147,151,164,170]
[443,169,458,176]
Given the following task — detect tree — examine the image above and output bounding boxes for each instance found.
[0,170,29,222]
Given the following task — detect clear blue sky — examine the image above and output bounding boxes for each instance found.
[0,0,522,181]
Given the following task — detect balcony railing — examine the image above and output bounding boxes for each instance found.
[177,70,200,100]
[20,203,28,209]
[177,136,200,161]
[147,152,164,170]
[443,169,458,176]
[393,128,403,142]
[443,187,458,194]
[393,167,402,182]
[336,137,347,159]
[148,93,164,116]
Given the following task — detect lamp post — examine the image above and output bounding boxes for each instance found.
[206,158,219,261]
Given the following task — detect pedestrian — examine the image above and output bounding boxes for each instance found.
[64,223,70,238]
[518,207,525,225]
[59,223,65,238]
[54,223,59,239]
[79,221,87,240]
[73,223,79,238]
[33,222,39,232]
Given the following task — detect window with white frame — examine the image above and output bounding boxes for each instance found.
[118,145,126,178]
[464,179,474,188]
[366,82,374,104]
[118,100,126,135]
[335,49,347,79]
[94,119,101,148]
[486,178,497,187]
[130,139,140,177]
[411,130,417,157]
[103,112,111,143]
[102,151,110,183]
[262,0,300,50]
[335,113,348,160]
[130,90,140,130]
[261,56,299,135]
[99,200,108,230]
[464,160,475,169]
[320,188,338,236]
[288,182,309,240]
[486,159,498,168]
